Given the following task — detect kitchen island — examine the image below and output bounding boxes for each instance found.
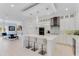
[22,34,79,56]
[22,34,58,56]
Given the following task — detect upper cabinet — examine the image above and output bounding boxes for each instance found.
[50,17,60,27]
[60,13,76,31]
[50,16,60,35]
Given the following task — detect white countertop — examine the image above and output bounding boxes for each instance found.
[23,34,58,40]
[63,35,79,40]
[22,34,79,41]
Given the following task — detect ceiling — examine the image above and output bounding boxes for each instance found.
[0,3,79,21]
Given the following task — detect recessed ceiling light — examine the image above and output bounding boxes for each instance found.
[37,11,39,14]
[47,12,50,15]
[5,16,8,19]
[65,8,68,11]
[30,13,32,15]
[10,4,15,7]
[46,8,49,10]
[6,17,8,18]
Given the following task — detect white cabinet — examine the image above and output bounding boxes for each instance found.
[60,18,75,31]
[38,17,51,35]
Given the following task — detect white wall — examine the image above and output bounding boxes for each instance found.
[22,11,79,35]
[38,17,50,35]
[0,18,22,35]
[4,23,16,34]
[22,15,51,35]
[23,17,37,35]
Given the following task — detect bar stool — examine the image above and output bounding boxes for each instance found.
[31,37,38,51]
[26,36,32,49]
[39,39,47,55]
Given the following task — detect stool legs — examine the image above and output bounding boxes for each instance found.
[31,42,38,51]
[31,38,38,51]
[39,44,46,55]
[26,37,31,49]
[25,37,47,55]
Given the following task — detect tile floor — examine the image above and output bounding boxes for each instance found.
[0,37,41,56]
[0,36,74,56]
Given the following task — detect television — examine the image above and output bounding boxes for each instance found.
[9,26,15,31]
[39,27,44,35]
